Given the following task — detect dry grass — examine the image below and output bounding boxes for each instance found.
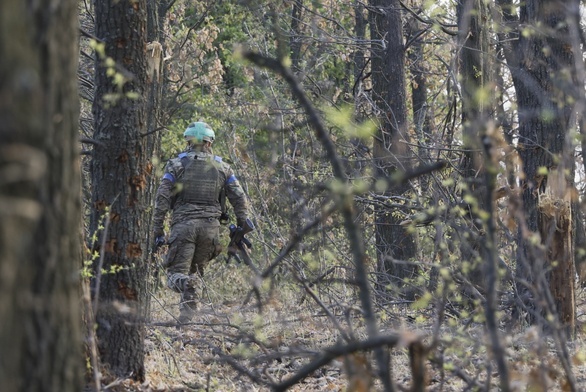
[132,261,586,391]
[144,262,351,391]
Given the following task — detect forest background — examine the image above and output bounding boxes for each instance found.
[3,0,586,391]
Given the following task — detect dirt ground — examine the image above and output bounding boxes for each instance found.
[102,264,586,391]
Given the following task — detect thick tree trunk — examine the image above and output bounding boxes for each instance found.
[90,0,150,381]
[369,0,418,298]
[0,1,83,391]
[503,0,577,330]
[540,170,575,334]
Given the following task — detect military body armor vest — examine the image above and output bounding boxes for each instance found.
[176,155,222,206]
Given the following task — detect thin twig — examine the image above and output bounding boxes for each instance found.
[82,279,101,392]
[244,50,394,391]
[92,195,119,316]
[271,334,402,392]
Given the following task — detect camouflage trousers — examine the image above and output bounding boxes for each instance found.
[164,218,222,322]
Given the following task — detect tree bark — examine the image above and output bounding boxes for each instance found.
[144,0,166,301]
[289,0,304,72]
[351,0,370,177]
[456,0,493,295]
[0,1,83,391]
[499,0,577,331]
[406,14,438,292]
[90,0,150,381]
[370,0,418,298]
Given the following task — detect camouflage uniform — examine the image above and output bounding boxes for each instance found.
[153,145,248,322]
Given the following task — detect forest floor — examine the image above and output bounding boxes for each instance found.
[106,262,586,392]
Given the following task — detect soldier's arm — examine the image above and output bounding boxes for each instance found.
[152,161,177,236]
[223,165,249,225]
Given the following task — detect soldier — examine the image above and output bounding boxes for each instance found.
[153,121,249,324]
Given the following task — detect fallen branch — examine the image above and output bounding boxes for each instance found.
[271,334,402,391]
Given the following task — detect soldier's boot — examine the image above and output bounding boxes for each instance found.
[178,279,197,326]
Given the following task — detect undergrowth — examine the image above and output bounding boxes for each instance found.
[136,259,586,391]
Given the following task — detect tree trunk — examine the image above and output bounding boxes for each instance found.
[287,0,309,258]
[369,0,418,299]
[144,0,167,300]
[406,15,438,291]
[350,0,370,174]
[574,206,586,284]
[407,20,435,163]
[457,0,492,295]
[289,0,304,73]
[0,1,83,391]
[501,0,577,331]
[567,3,586,288]
[90,0,150,381]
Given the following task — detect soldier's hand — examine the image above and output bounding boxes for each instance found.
[153,235,166,252]
[226,245,242,264]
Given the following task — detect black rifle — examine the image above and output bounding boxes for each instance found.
[227,218,255,265]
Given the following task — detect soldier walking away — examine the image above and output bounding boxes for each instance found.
[152,121,249,325]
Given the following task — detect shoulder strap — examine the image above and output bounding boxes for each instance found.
[175,152,195,181]
[169,153,191,209]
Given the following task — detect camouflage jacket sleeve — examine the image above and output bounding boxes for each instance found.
[222,163,249,223]
[152,159,180,235]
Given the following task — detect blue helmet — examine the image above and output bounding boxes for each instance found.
[183,121,215,143]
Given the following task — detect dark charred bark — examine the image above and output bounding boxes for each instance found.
[90,0,150,381]
[370,0,418,299]
[456,0,492,295]
[518,1,576,333]
[0,1,83,391]
[498,0,577,333]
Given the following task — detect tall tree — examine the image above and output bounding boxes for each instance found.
[289,0,304,73]
[0,1,83,391]
[369,0,418,297]
[144,0,167,298]
[499,0,577,332]
[405,8,439,292]
[456,0,492,294]
[90,0,150,381]
[406,15,435,167]
[351,0,370,167]
[286,0,308,248]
